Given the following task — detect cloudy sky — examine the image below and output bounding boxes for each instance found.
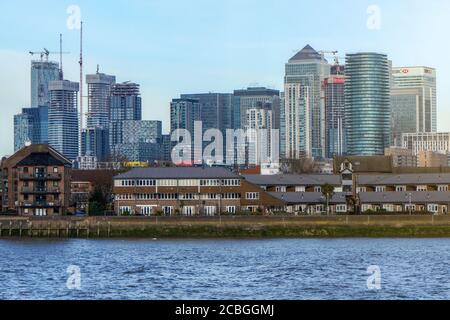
[1,0,449,156]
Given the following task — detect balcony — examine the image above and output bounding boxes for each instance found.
[19,201,62,208]
[21,187,61,194]
[20,173,62,181]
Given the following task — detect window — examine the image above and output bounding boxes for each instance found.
[295,186,306,192]
[417,185,428,192]
[53,167,58,173]
[183,206,195,216]
[405,204,416,212]
[356,187,366,193]
[204,206,216,216]
[428,204,439,213]
[226,206,236,214]
[438,185,448,192]
[276,186,287,192]
[396,186,406,192]
[375,186,386,192]
[336,205,347,213]
[314,186,322,193]
[246,192,260,200]
[315,205,324,213]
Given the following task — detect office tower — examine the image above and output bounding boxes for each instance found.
[391,88,423,146]
[112,120,162,162]
[233,87,280,130]
[14,106,48,151]
[402,132,450,155]
[109,82,142,148]
[86,72,116,128]
[279,92,286,159]
[324,75,346,158]
[48,80,79,161]
[81,127,110,162]
[170,98,201,163]
[180,93,236,133]
[284,45,330,159]
[245,108,273,165]
[170,98,201,134]
[345,53,391,156]
[392,67,437,133]
[161,134,172,161]
[31,60,60,107]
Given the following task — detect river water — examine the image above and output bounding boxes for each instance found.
[0,238,449,300]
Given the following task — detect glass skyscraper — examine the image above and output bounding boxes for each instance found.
[48,80,80,161]
[31,60,60,107]
[284,45,330,159]
[345,53,391,156]
[109,82,142,149]
[14,106,48,151]
[86,72,116,128]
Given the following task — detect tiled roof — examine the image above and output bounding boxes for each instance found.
[357,174,450,185]
[269,192,347,204]
[243,174,341,186]
[359,192,450,204]
[114,167,240,180]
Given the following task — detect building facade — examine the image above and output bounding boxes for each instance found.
[14,106,48,152]
[324,75,346,158]
[86,72,116,128]
[402,132,450,156]
[109,82,142,151]
[0,144,72,216]
[113,167,283,216]
[48,80,79,161]
[392,67,437,133]
[31,60,60,107]
[81,127,110,162]
[284,45,330,159]
[345,53,391,156]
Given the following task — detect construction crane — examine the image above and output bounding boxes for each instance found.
[28,49,70,62]
[319,51,341,65]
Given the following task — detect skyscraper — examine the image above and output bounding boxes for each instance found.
[324,74,346,158]
[81,127,110,162]
[48,80,80,161]
[109,82,142,149]
[233,87,280,130]
[86,72,116,128]
[14,106,48,151]
[31,60,60,107]
[112,120,162,162]
[345,53,391,156]
[245,107,273,165]
[170,98,201,163]
[284,45,330,159]
[391,66,437,135]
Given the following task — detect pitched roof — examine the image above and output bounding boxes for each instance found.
[269,192,347,204]
[114,167,240,180]
[289,45,323,62]
[357,173,450,185]
[359,192,450,204]
[17,153,66,166]
[2,144,72,168]
[243,174,341,186]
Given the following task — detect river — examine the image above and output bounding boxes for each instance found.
[1,238,449,300]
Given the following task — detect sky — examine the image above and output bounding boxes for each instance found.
[1,0,450,156]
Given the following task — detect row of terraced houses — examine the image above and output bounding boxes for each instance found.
[2,144,450,216]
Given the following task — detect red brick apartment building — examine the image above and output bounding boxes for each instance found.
[113,167,284,215]
[0,145,72,216]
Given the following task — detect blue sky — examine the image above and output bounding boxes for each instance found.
[1,0,450,156]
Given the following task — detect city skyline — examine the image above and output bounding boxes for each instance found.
[1,0,450,157]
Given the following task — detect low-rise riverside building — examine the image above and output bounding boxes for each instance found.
[269,192,348,215]
[359,192,450,214]
[0,144,72,216]
[113,167,284,216]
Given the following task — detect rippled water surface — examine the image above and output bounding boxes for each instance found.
[1,238,449,300]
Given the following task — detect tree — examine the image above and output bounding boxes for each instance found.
[88,185,108,216]
[281,157,320,174]
[321,184,335,216]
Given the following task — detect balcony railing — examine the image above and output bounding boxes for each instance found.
[19,173,62,180]
[21,187,61,194]
[19,201,62,208]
